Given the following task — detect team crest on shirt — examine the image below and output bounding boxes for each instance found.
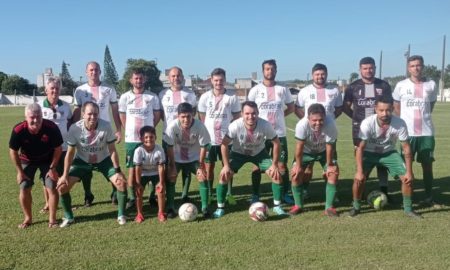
[240,134,244,141]
[376,88,383,95]
[407,89,413,95]
[41,134,49,143]
[310,94,316,99]
[259,92,265,98]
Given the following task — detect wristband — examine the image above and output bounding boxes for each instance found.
[115,167,122,173]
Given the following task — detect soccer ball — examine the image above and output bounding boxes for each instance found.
[249,202,269,222]
[178,203,198,222]
[367,190,388,210]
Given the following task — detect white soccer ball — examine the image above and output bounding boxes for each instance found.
[367,190,388,210]
[249,202,269,222]
[178,203,198,222]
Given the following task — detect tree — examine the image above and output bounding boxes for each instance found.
[349,72,359,83]
[103,45,119,88]
[422,65,440,84]
[117,58,163,94]
[60,61,77,95]
[0,71,7,91]
[1,75,33,95]
[384,75,406,88]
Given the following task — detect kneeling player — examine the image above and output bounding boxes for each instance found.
[57,102,128,227]
[290,103,339,217]
[214,101,286,218]
[349,95,422,218]
[133,126,166,223]
[164,103,211,218]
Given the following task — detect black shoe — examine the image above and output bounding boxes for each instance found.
[348,208,360,217]
[167,208,177,219]
[405,211,423,219]
[126,199,136,210]
[202,208,211,219]
[84,194,95,207]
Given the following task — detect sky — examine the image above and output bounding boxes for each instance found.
[1,0,449,84]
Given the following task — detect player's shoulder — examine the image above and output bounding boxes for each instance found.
[12,121,28,134]
[99,82,115,91]
[42,119,59,130]
[76,83,89,91]
[158,88,170,98]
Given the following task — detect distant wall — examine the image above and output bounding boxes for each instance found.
[0,95,74,105]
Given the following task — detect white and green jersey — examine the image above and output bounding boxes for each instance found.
[226,118,277,156]
[159,87,197,131]
[359,114,409,154]
[163,119,210,163]
[74,82,118,122]
[67,119,116,163]
[247,83,293,137]
[38,98,72,151]
[133,144,165,176]
[296,84,343,118]
[393,78,437,137]
[197,89,241,145]
[119,90,161,143]
[294,115,337,154]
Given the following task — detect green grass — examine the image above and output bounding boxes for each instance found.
[1,104,450,269]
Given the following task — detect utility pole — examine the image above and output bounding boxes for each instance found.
[404,44,411,77]
[379,50,383,78]
[440,35,446,101]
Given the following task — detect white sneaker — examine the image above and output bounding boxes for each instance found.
[117,215,127,225]
[59,218,74,228]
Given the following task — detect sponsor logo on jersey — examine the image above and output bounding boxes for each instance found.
[376,88,383,95]
[357,99,375,107]
[259,102,282,110]
[406,99,426,107]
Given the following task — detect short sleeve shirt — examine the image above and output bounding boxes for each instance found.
[393,78,437,136]
[159,87,197,131]
[163,119,210,163]
[38,98,72,151]
[197,89,241,145]
[67,119,116,163]
[248,83,293,137]
[226,118,277,156]
[296,84,343,118]
[294,115,337,154]
[118,90,161,143]
[359,114,409,154]
[75,83,118,122]
[133,144,166,176]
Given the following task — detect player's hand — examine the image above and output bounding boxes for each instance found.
[267,165,281,182]
[354,171,365,183]
[16,171,30,185]
[326,165,339,178]
[156,182,165,194]
[56,175,69,190]
[114,172,127,185]
[46,167,59,182]
[196,168,207,181]
[167,164,177,180]
[290,163,303,184]
[115,131,122,144]
[219,166,233,183]
[402,172,414,185]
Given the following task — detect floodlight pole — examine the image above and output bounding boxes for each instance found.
[439,35,446,102]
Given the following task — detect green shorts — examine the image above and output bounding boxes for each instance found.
[229,150,272,173]
[265,136,288,163]
[69,157,116,181]
[175,161,201,175]
[125,142,141,168]
[205,144,232,163]
[140,175,160,188]
[363,151,406,179]
[296,151,336,170]
[403,136,435,163]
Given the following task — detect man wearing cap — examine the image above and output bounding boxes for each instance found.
[343,57,393,198]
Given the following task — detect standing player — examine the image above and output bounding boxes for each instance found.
[198,68,241,204]
[164,103,211,218]
[38,76,72,214]
[119,68,161,209]
[159,67,197,202]
[213,101,286,218]
[349,95,421,218]
[133,126,166,223]
[393,55,441,208]
[343,57,392,198]
[294,63,343,198]
[247,59,294,204]
[290,104,339,217]
[9,104,63,228]
[57,102,128,227]
[73,61,122,206]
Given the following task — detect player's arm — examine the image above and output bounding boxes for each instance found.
[197,145,208,180]
[135,165,143,187]
[9,148,29,184]
[271,136,280,165]
[166,146,177,180]
[111,103,122,144]
[119,112,126,132]
[198,112,206,123]
[57,145,76,188]
[157,164,166,192]
[295,106,305,119]
[47,145,62,180]
[334,106,343,119]
[72,106,81,123]
[430,101,436,113]
[400,140,414,185]
[290,139,304,182]
[354,140,366,183]
[393,101,401,116]
[284,102,294,116]
[153,110,161,127]
[219,136,233,181]
[343,101,353,118]
[325,143,338,178]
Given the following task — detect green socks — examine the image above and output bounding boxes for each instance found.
[181,169,191,198]
[353,199,361,210]
[216,183,227,207]
[271,182,283,203]
[116,190,126,217]
[60,193,74,219]
[199,181,209,210]
[325,183,336,209]
[291,184,304,208]
[403,195,413,212]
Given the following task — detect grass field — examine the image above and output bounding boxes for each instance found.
[1,104,449,269]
